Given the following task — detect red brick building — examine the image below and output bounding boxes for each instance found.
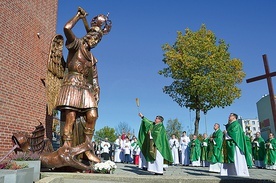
[0,0,58,158]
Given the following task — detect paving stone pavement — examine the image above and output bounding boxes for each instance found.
[40,163,276,183]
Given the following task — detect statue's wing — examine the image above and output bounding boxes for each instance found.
[45,35,66,115]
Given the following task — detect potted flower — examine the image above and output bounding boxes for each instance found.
[10,152,41,182]
[0,161,34,183]
[93,160,117,174]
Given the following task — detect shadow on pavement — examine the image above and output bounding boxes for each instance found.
[180,166,275,183]
[120,165,154,175]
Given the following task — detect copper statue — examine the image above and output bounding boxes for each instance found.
[43,7,112,170]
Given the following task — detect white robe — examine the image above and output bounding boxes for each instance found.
[209,163,222,173]
[169,138,180,165]
[180,135,190,165]
[220,134,249,177]
[123,141,131,155]
[101,141,110,153]
[114,138,123,162]
[191,157,201,166]
[139,152,147,169]
[147,150,164,174]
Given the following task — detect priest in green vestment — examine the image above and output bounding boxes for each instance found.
[201,133,209,167]
[245,135,253,168]
[264,133,276,170]
[220,113,250,176]
[189,134,201,166]
[137,113,173,175]
[208,123,223,172]
[252,132,265,168]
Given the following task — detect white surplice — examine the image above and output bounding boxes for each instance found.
[180,135,190,165]
[114,138,123,163]
[169,138,180,165]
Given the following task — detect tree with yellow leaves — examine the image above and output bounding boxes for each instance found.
[159,24,245,135]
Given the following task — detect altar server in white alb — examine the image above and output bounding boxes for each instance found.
[114,135,123,163]
[169,134,180,165]
[101,138,111,160]
[180,131,190,166]
[123,137,132,163]
[131,137,141,165]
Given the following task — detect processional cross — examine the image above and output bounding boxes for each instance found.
[246,54,276,129]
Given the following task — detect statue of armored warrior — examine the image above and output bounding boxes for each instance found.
[44,7,111,170]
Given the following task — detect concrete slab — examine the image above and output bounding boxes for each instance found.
[39,163,276,183]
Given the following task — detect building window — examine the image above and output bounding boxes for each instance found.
[252,121,255,125]
[253,127,256,131]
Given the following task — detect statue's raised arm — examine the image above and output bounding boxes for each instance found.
[64,7,89,44]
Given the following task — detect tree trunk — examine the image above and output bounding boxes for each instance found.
[193,109,200,136]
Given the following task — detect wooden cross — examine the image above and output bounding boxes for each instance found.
[246,54,276,130]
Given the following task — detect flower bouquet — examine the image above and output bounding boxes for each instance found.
[93,160,117,174]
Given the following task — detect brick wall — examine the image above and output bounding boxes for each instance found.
[0,0,58,158]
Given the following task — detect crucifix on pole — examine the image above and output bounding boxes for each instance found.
[246,54,276,130]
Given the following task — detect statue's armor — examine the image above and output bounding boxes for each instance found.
[56,38,98,112]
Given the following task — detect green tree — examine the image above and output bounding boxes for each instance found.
[159,24,245,135]
[95,126,116,142]
[166,118,182,139]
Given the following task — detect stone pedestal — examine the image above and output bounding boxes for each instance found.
[0,167,34,183]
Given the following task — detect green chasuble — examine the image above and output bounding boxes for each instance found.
[201,138,209,161]
[189,139,201,161]
[245,135,253,168]
[225,120,252,167]
[252,136,265,161]
[264,138,276,166]
[137,117,173,162]
[207,129,223,163]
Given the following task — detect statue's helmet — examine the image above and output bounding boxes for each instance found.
[90,14,112,35]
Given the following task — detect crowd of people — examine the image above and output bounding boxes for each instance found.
[91,135,141,165]
[165,113,276,176]
[92,112,276,177]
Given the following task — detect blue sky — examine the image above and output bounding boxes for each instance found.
[56,0,276,136]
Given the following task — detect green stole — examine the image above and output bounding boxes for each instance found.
[189,138,201,161]
[208,129,223,163]
[225,120,252,167]
[201,138,209,161]
[264,138,276,165]
[137,117,173,162]
[252,136,265,161]
[245,135,253,167]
